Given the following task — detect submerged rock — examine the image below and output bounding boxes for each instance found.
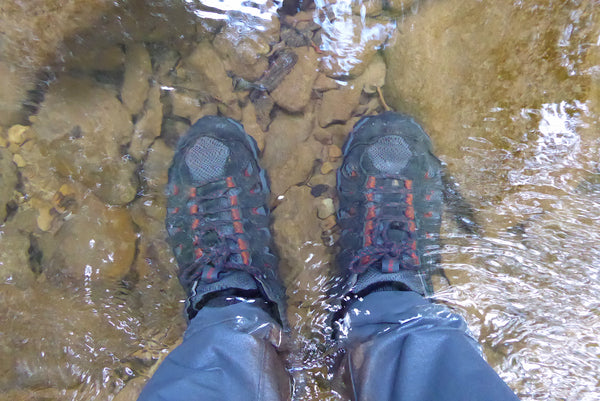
[44,195,136,284]
[0,223,36,288]
[0,148,17,222]
[271,47,319,113]
[181,42,237,107]
[241,102,266,152]
[271,185,333,330]
[31,75,136,205]
[141,138,174,195]
[318,83,362,127]
[262,111,321,196]
[121,43,152,116]
[0,61,31,127]
[318,13,395,78]
[130,84,163,160]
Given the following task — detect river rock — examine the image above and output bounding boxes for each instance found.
[271,185,333,329]
[271,47,320,113]
[241,102,266,152]
[130,84,163,160]
[0,61,30,127]
[316,197,335,219]
[359,54,386,94]
[213,13,278,82]
[318,82,362,127]
[122,43,152,115]
[7,124,32,145]
[44,195,136,284]
[182,42,237,106]
[0,223,36,287]
[31,75,136,205]
[265,136,322,197]
[141,138,174,195]
[386,0,420,13]
[67,45,125,72]
[384,0,585,157]
[319,14,394,78]
[263,111,315,160]
[313,73,340,92]
[171,91,201,121]
[0,148,17,222]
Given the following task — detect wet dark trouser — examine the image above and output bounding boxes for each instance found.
[137,291,519,401]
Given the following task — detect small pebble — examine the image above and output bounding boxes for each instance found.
[328,145,342,161]
[317,198,335,219]
[320,161,334,175]
[310,184,330,197]
[37,207,54,232]
[8,124,30,145]
[319,214,337,231]
[0,136,7,148]
[12,153,26,167]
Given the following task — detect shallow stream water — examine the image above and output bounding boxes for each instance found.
[0,0,599,400]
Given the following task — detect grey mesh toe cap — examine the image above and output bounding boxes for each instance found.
[367,135,412,174]
[184,136,229,182]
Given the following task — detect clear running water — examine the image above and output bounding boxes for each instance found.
[0,0,599,400]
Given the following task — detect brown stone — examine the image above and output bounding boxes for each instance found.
[44,195,137,283]
[318,83,362,127]
[31,75,136,205]
[183,42,237,106]
[0,222,36,287]
[121,43,152,115]
[0,61,30,127]
[130,84,164,160]
[327,145,343,161]
[271,47,319,113]
[241,102,266,152]
[0,147,17,222]
[142,138,174,195]
[171,91,201,121]
[313,73,340,92]
[359,54,386,94]
[67,45,125,72]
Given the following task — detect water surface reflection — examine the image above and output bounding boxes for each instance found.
[0,0,599,400]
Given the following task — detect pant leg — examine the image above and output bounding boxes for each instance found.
[138,302,290,401]
[337,291,520,401]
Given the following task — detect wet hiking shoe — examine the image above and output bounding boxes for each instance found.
[165,116,286,324]
[336,112,443,298]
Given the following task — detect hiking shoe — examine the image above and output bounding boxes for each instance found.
[336,112,443,298]
[165,116,286,324]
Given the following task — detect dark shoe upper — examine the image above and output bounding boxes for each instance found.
[165,116,286,324]
[336,112,443,297]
